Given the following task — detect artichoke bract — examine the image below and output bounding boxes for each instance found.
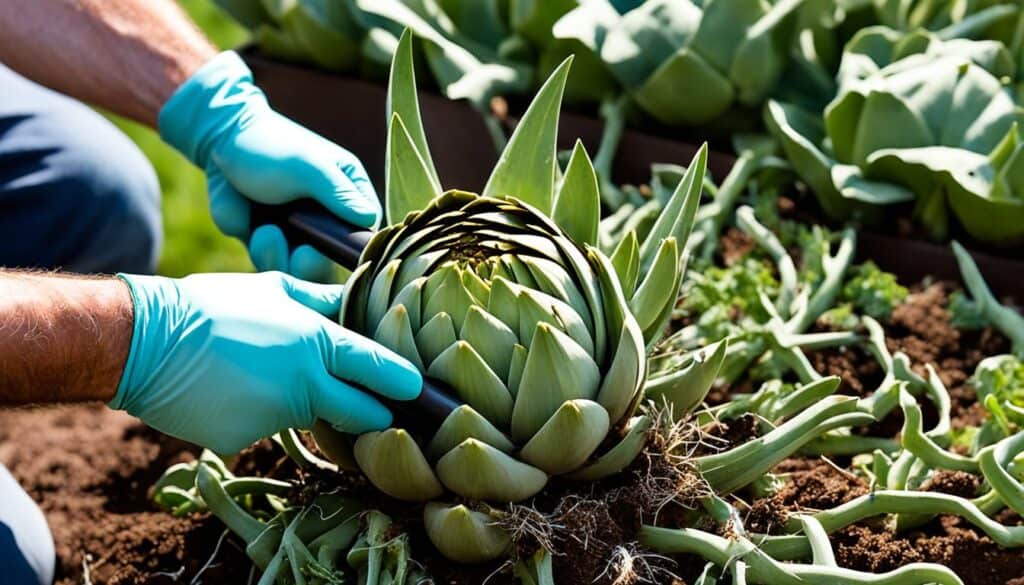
[767,26,1024,244]
[314,30,711,563]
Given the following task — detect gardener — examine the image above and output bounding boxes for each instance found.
[0,2,422,585]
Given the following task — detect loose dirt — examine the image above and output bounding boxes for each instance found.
[0,405,251,584]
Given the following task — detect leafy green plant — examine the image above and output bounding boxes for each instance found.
[767,26,1024,244]
[309,30,721,565]
[840,260,908,321]
[552,0,808,126]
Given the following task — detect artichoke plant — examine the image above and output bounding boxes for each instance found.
[767,26,1024,243]
[214,0,399,74]
[551,0,809,126]
[306,30,712,564]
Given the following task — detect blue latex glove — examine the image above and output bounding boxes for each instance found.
[159,51,380,282]
[110,272,421,454]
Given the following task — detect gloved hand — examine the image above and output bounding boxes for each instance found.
[110,272,421,454]
[158,51,380,282]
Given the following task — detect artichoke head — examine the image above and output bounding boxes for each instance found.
[313,30,711,564]
[342,189,647,503]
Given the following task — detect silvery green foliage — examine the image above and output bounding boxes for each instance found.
[311,31,716,563]
[767,26,1024,244]
[551,0,808,125]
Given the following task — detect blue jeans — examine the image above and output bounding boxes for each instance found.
[0,63,162,273]
[0,466,54,585]
[1,64,163,584]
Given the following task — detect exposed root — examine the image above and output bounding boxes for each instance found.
[598,542,681,585]
[492,502,559,559]
[639,407,715,520]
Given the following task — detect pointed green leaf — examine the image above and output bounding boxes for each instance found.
[609,230,641,298]
[520,256,593,333]
[517,288,594,357]
[553,140,600,246]
[511,323,601,441]
[630,238,680,334]
[424,504,511,563]
[427,405,515,460]
[645,340,728,420]
[488,277,522,335]
[387,29,440,189]
[436,438,548,501]
[520,399,610,474]
[428,341,513,427]
[367,259,401,332]
[567,415,651,481]
[424,265,481,330]
[391,276,425,331]
[374,304,426,372]
[460,306,518,381]
[638,144,706,269]
[482,57,573,213]
[595,319,645,425]
[461,268,491,305]
[416,312,458,367]
[507,343,528,397]
[386,113,442,225]
[354,429,444,501]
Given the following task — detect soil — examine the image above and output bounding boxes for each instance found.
[806,281,1010,432]
[0,405,252,585]
[743,458,1024,585]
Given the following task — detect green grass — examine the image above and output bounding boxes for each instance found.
[113,0,252,277]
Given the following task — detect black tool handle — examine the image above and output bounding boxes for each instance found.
[250,200,373,270]
[250,200,462,430]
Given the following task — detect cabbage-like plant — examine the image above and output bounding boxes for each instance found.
[551,0,808,126]
[214,0,398,73]
[308,30,716,564]
[767,26,1024,243]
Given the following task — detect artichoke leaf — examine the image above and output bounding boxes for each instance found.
[436,439,548,501]
[387,29,438,192]
[511,324,602,441]
[553,140,601,247]
[374,304,426,372]
[354,429,444,501]
[386,113,442,226]
[427,405,515,460]
[460,305,518,381]
[646,340,728,420]
[567,415,651,481]
[429,341,514,427]
[521,399,611,474]
[416,311,458,367]
[483,57,572,213]
[424,503,511,563]
[609,230,641,298]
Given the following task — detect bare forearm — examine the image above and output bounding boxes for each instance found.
[0,272,132,406]
[0,0,217,127]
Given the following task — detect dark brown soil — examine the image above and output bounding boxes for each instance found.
[742,458,1024,585]
[806,282,1010,432]
[920,470,981,499]
[745,459,869,534]
[0,404,252,585]
[885,283,1009,430]
[696,413,761,455]
[720,228,756,266]
[833,512,1024,585]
